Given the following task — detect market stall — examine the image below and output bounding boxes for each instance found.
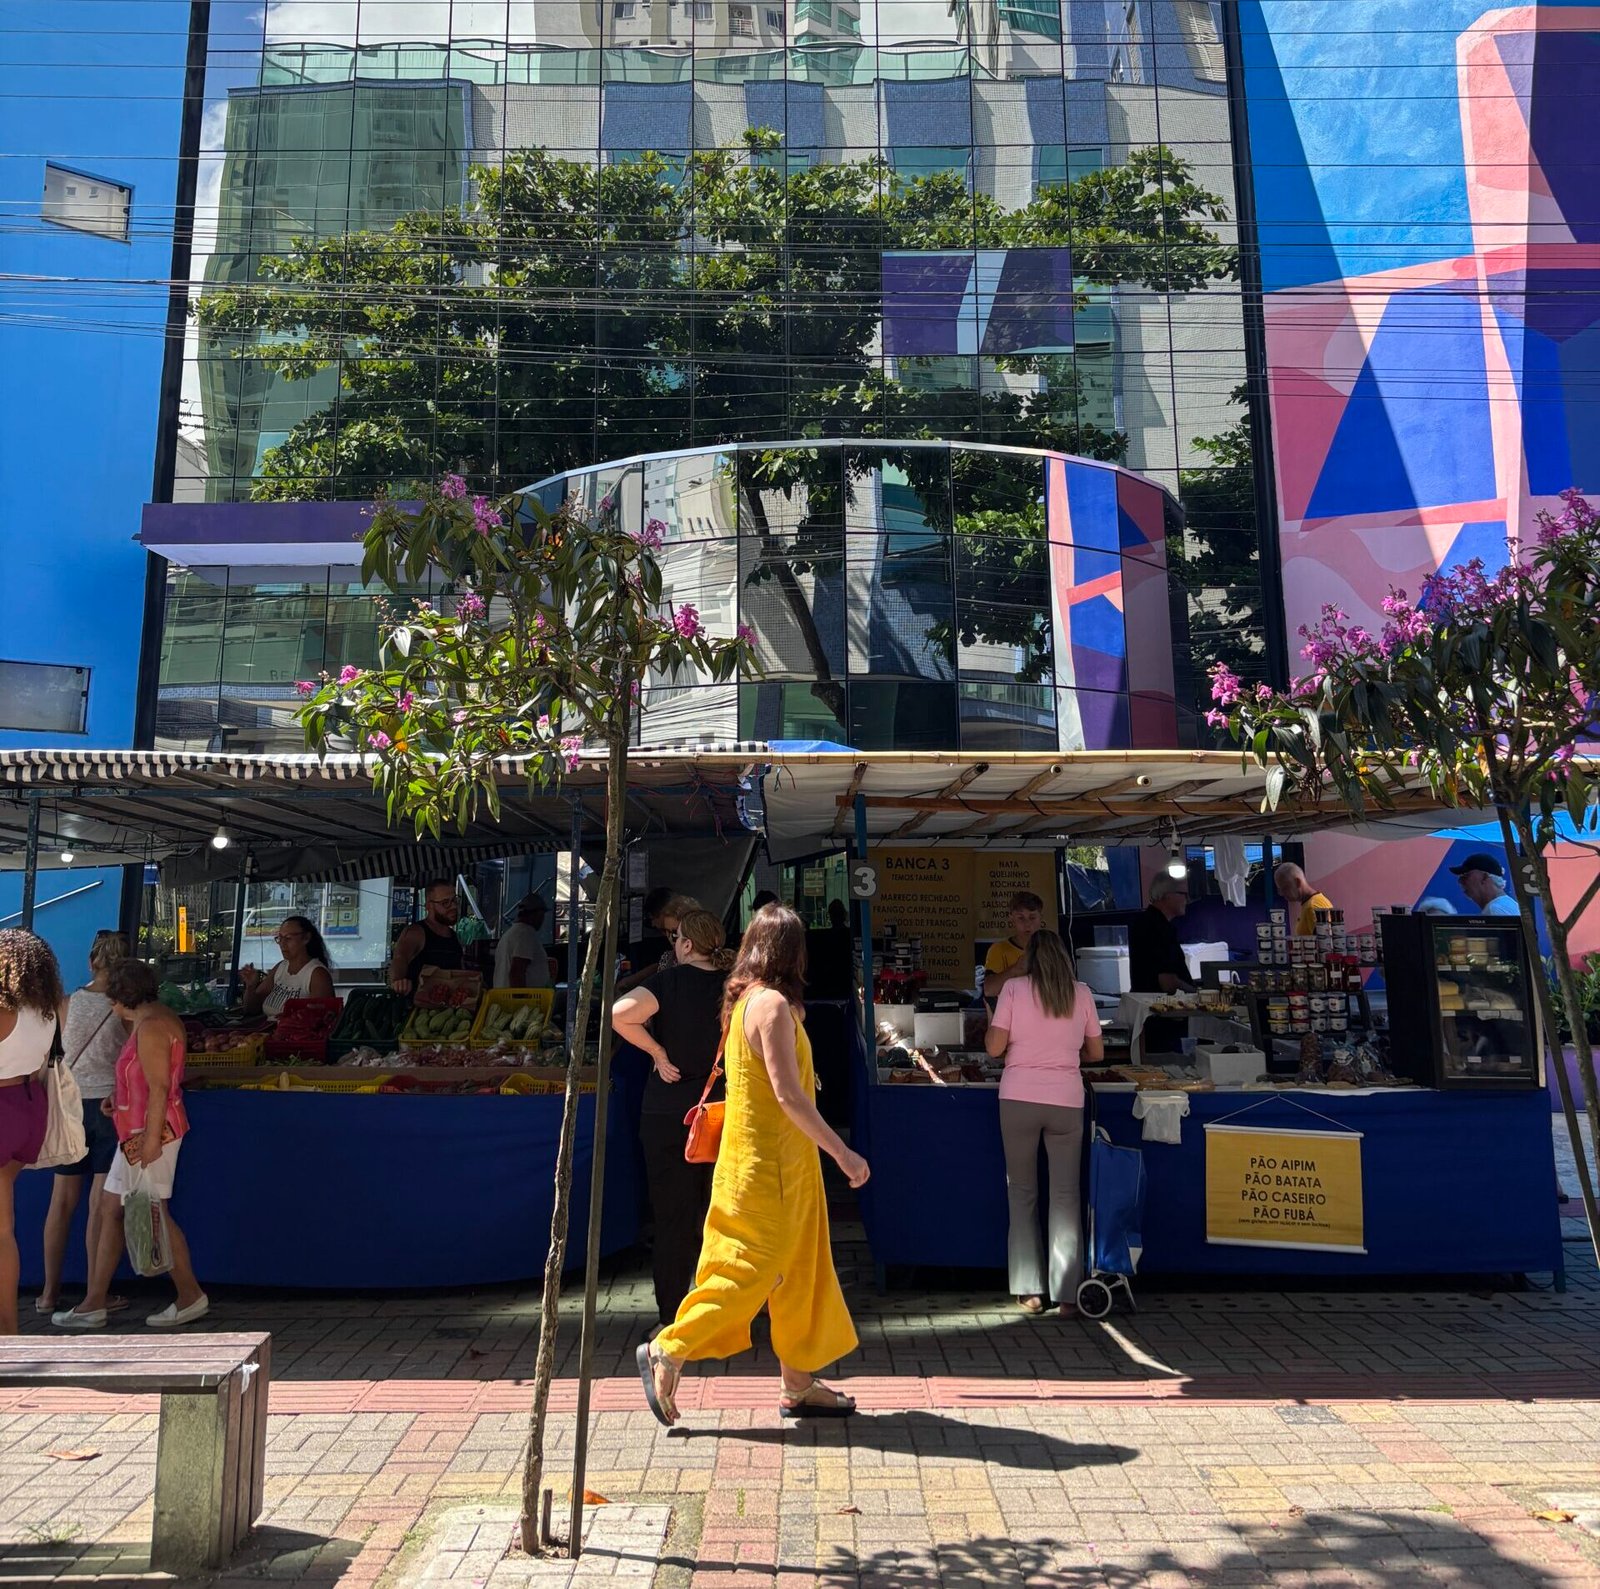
[0,746,762,1290]
[764,751,1567,1287]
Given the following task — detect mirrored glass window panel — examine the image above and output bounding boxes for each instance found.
[652,536,741,684]
[1057,685,1131,751]
[159,571,229,690]
[849,680,958,752]
[736,529,846,681]
[638,683,738,744]
[958,683,1056,750]
[643,452,739,542]
[220,586,328,692]
[739,681,849,745]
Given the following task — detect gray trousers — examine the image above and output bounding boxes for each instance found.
[998,1098,1085,1304]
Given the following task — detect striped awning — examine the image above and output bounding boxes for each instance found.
[0,745,767,879]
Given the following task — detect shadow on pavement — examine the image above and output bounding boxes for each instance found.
[670,1407,1137,1471]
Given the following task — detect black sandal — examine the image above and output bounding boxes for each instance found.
[636,1341,681,1427]
[779,1378,856,1419]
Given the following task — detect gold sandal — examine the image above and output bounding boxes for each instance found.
[779,1378,856,1419]
[636,1341,681,1427]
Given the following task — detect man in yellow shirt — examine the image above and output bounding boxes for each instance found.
[1273,861,1332,937]
[983,891,1045,1001]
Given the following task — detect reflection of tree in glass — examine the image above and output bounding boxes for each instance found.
[1170,387,1265,698]
[196,133,1236,497]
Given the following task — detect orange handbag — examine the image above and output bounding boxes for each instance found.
[682,1029,727,1164]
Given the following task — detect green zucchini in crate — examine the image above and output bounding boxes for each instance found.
[401,1002,479,1047]
[470,989,555,1049]
[328,988,410,1062]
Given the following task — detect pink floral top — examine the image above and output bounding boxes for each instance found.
[112,1026,189,1145]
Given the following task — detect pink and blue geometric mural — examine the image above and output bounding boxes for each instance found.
[1241,0,1600,946]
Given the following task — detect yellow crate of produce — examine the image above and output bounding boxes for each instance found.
[266,1070,390,1093]
[470,988,556,1050]
[186,1034,265,1070]
[399,1002,480,1048]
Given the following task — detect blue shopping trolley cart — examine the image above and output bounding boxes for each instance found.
[1075,1116,1146,1320]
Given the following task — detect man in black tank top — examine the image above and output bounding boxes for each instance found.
[389,879,465,996]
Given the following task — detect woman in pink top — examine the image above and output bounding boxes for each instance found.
[54,959,207,1331]
[985,930,1103,1318]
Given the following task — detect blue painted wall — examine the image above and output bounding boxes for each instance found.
[0,2,189,973]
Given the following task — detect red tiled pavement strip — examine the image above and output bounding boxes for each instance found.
[5,1365,1600,1419]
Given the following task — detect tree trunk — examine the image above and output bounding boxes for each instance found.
[519,822,619,1552]
[740,485,846,723]
[1500,806,1600,1269]
[565,724,630,1557]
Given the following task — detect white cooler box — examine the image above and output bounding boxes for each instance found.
[1195,1046,1267,1087]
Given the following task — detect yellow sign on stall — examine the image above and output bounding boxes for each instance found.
[1204,1125,1365,1253]
[867,848,1058,988]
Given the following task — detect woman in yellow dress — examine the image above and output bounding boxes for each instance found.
[637,905,870,1423]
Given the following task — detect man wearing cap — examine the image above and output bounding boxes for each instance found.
[495,895,553,988]
[1450,853,1520,917]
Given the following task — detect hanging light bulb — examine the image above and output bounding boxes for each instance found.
[211,823,232,851]
[1166,847,1187,879]
[59,848,75,866]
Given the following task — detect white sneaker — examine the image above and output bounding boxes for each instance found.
[51,1307,107,1330]
[147,1295,210,1328]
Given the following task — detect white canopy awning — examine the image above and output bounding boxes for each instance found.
[755,750,1480,862]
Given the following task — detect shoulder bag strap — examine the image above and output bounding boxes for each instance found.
[691,1024,728,1112]
[63,1006,117,1069]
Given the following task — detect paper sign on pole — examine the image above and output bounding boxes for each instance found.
[1204,1124,1365,1253]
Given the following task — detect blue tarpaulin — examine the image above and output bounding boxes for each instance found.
[16,1088,642,1291]
[852,1061,1563,1281]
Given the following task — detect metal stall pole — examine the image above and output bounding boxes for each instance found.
[227,852,252,1003]
[566,863,623,1558]
[854,793,875,1045]
[20,800,40,931]
[564,801,583,1059]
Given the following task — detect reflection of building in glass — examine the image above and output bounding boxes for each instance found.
[196,78,471,499]
[152,440,1189,754]
[179,3,1259,725]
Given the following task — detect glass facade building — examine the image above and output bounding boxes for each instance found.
[162,1,1265,747]
[153,441,1187,753]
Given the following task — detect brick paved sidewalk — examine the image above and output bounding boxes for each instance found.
[4,1381,1600,1586]
[3,1132,1596,1585]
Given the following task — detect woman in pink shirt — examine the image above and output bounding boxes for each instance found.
[985,930,1103,1318]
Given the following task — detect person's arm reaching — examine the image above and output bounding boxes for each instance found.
[240,966,275,1015]
[747,989,869,1189]
[1080,992,1106,1065]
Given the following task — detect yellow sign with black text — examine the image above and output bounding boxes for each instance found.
[1204,1125,1365,1253]
[867,848,1058,988]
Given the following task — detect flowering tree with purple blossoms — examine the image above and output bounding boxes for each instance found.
[1205,489,1600,1256]
[296,480,751,1552]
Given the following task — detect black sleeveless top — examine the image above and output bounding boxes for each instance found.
[406,922,465,988]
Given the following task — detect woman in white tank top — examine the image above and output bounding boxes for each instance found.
[0,928,69,1335]
[240,916,335,1017]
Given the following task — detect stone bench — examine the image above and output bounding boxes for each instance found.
[0,1332,271,1574]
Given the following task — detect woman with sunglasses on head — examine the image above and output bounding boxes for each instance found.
[610,908,734,1327]
[36,931,132,1316]
[240,915,334,1016]
[637,904,868,1426]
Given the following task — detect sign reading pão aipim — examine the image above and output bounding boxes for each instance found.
[1204,1124,1365,1254]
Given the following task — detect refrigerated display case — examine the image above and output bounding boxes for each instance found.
[1379,914,1540,1089]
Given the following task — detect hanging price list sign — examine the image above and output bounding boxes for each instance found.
[1204,1125,1365,1253]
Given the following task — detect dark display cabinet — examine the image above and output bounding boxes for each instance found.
[1379,914,1540,1089]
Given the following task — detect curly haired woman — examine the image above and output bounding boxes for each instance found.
[0,929,69,1335]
